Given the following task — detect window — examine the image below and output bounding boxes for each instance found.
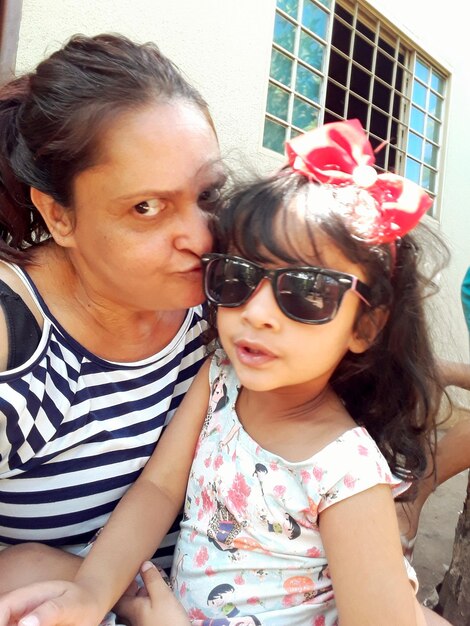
[263,0,447,213]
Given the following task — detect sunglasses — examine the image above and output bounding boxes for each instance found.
[201,253,372,325]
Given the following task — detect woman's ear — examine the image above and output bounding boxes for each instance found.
[30,187,76,247]
[349,306,389,354]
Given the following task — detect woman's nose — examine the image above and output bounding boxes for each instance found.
[240,279,282,329]
[174,206,213,255]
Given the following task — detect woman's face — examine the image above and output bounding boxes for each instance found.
[63,101,223,312]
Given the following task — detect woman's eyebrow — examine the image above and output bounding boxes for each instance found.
[116,161,227,201]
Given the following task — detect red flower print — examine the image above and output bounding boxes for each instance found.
[227,473,251,513]
[314,615,325,626]
[204,457,211,468]
[358,444,369,456]
[301,469,311,483]
[180,582,187,597]
[270,462,279,471]
[247,596,261,605]
[376,461,383,478]
[188,608,207,620]
[284,576,315,594]
[308,497,318,517]
[234,574,245,585]
[306,546,322,558]
[205,566,216,577]
[273,485,286,498]
[214,454,223,470]
[194,546,209,567]
[282,594,297,608]
[343,473,356,489]
[312,466,324,481]
[201,488,213,512]
[190,530,197,542]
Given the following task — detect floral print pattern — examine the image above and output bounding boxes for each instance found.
[172,351,409,625]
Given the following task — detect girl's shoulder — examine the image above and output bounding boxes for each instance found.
[314,426,410,507]
[209,348,233,379]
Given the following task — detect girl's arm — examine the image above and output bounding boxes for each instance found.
[320,483,425,626]
[0,359,211,626]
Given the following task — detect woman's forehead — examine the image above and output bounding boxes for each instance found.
[76,101,221,195]
[96,100,219,168]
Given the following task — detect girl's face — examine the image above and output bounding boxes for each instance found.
[56,101,223,312]
[217,227,370,398]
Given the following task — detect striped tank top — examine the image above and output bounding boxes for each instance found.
[0,263,207,565]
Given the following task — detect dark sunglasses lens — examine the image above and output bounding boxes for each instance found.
[205,258,258,306]
[277,271,342,322]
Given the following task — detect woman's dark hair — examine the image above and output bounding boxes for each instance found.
[210,170,449,488]
[0,33,213,263]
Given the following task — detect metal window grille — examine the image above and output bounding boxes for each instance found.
[264,0,447,215]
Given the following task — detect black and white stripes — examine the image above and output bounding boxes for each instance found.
[0,264,206,556]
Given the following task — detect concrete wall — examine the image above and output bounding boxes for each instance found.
[14,0,470,379]
[15,0,280,174]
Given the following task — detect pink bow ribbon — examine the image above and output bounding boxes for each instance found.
[285,119,433,244]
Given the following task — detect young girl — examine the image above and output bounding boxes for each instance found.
[0,120,447,626]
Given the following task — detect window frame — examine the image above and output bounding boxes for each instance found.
[263,0,448,218]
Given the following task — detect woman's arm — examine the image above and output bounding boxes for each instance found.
[0,359,211,626]
[438,358,470,390]
[320,483,425,626]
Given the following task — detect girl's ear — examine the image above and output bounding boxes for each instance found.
[30,187,76,247]
[349,306,389,354]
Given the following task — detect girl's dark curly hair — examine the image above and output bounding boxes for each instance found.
[209,170,448,487]
[0,33,213,264]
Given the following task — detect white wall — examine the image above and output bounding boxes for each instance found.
[15,0,470,374]
[15,0,281,174]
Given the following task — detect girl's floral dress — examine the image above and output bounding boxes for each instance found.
[171,350,411,625]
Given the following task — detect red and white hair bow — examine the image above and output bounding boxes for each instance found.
[285,119,432,244]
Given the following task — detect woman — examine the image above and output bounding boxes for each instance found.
[0,32,224,593]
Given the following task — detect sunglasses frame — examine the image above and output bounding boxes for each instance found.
[201,253,372,325]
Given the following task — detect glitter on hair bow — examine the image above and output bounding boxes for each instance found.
[285,119,433,244]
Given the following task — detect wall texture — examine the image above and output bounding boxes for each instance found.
[15,0,470,376]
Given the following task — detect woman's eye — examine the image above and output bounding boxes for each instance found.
[198,187,222,209]
[134,198,165,216]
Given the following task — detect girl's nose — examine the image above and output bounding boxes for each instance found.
[240,279,282,330]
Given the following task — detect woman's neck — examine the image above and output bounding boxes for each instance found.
[27,243,188,361]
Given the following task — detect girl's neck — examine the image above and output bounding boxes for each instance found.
[238,384,331,423]
[235,385,356,463]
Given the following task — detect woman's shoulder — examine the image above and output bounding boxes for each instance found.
[0,261,44,371]
[0,261,41,315]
